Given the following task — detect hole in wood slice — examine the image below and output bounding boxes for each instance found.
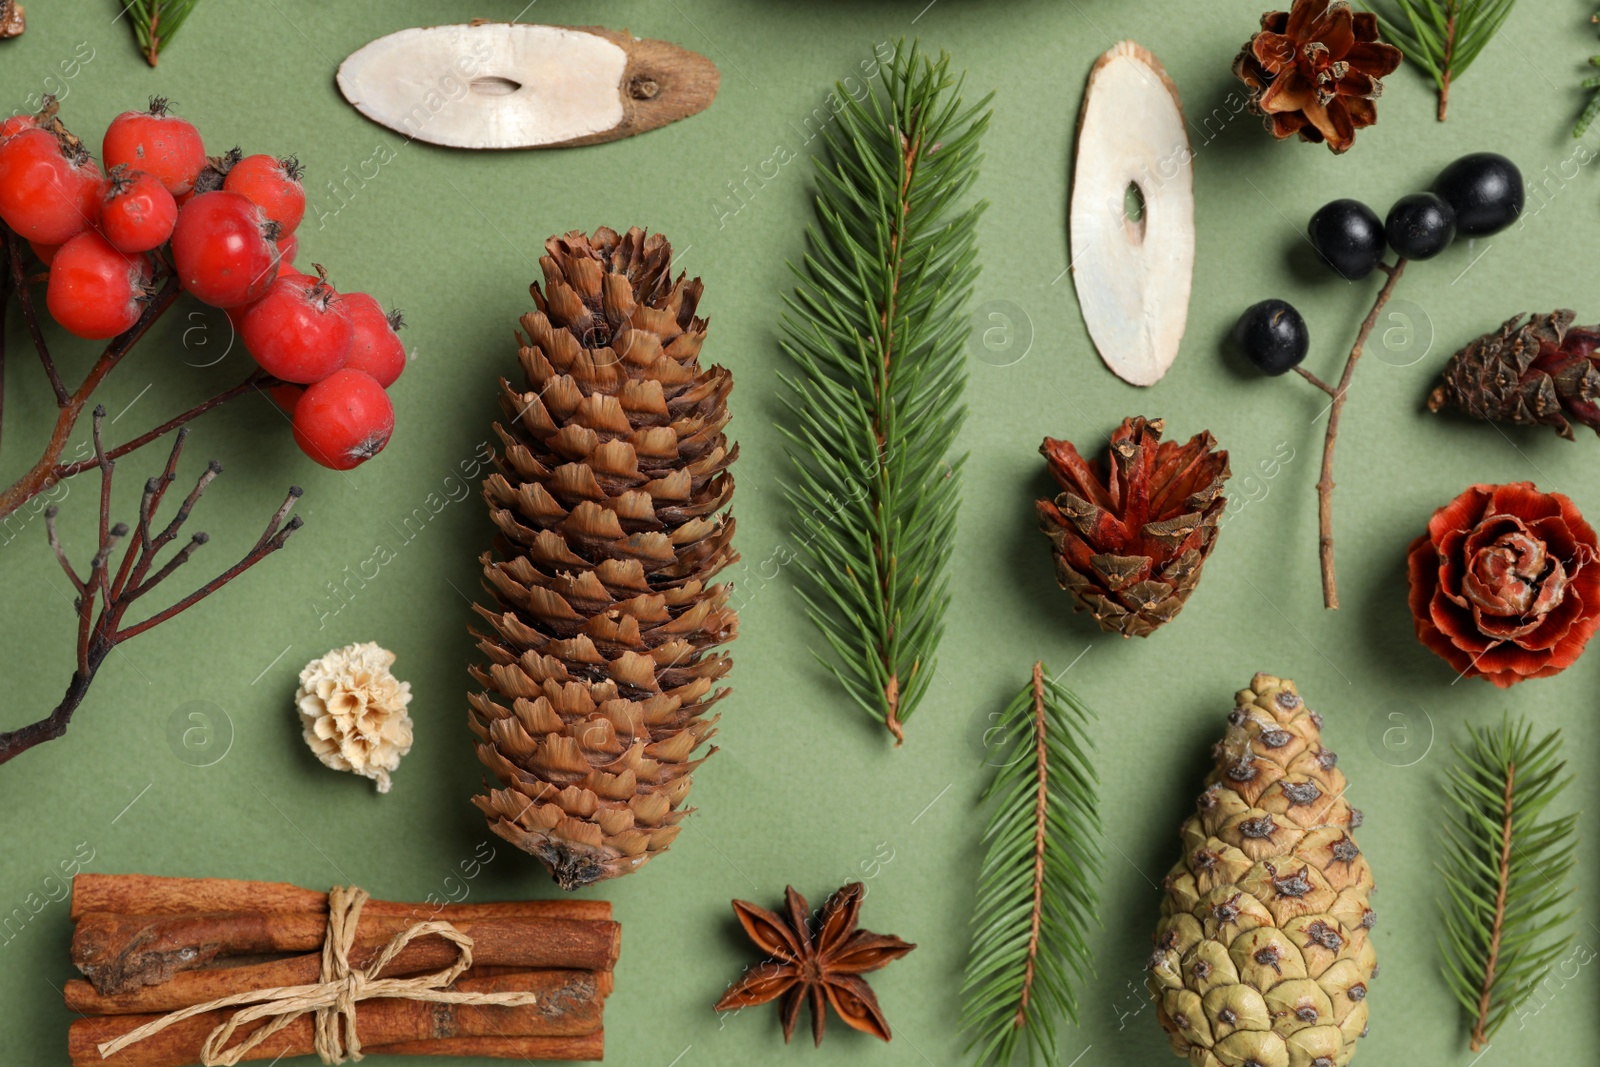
[628,76,661,100]
[471,76,523,96]
[1124,181,1147,240]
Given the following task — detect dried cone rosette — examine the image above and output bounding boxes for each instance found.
[1233,0,1403,153]
[469,227,738,890]
[1150,673,1376,1067]
[1037,417,1229,637]
[1407,482,1600,687]
[1429,310,1600,440]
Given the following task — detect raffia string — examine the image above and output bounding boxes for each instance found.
[95,886,541,1065]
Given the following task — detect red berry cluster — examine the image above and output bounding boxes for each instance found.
[0,98,403,471]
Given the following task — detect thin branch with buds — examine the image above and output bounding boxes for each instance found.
[0,412,302,765]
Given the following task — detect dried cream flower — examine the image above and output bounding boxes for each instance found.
[296,642,413,793]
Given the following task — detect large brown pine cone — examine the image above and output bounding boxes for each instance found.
[469,227,738,890]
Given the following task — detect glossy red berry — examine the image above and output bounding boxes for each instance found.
[100,167,178,253]
[341,293,406,387]
[102,98,206,196]
[45,230,151,340]
[276,231,299,269]
[0,128,103,244]
[268,382,306,415]
[170,191,280,307]
[28,240,60,266]
[223,154,305,235]
[293,368,393,470]
[239,273,353,383]
[0,114,35,143]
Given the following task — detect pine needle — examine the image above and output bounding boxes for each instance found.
[959,662,1102,1067]
[1575,14,1600,137]
[123,0,203,67]
[1437,715,1577,1052]
[780,40,990,743]
[1364,0,1519,120]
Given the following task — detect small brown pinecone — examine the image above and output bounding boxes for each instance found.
[1233,0,1402,154]
[1429,310,1600,440]
[1037,417,1230,638]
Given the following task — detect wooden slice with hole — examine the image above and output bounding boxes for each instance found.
[336,22,718,149]
[1069,41,1195,387]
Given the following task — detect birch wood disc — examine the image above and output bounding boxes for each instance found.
[337,22,719,150]
[1069,41,1195,387]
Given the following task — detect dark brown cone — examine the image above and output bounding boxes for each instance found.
[469,227,738,891]
[1036,417,1230,638]
[1429,310,1600,441]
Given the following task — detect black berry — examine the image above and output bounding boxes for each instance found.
[1308,199,1385,280]
[1232,299,1309,376]
[1385,193,1456,260]
[1434,152,1524,236]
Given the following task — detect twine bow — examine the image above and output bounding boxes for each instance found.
[96,886,541,1065]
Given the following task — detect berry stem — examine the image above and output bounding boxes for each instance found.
[1310,257,1408,610]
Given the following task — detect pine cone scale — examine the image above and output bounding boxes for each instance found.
[472,228,736,890]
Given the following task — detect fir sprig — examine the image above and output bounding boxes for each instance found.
[779,41,990,743]
[1438,715,1577,1051]
[959,663,1102,1067]
[123,0,203,67]
[1365,0,1519,120]
[1575,12,1600,137]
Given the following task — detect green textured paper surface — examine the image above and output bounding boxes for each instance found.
[3,1,1598,1064]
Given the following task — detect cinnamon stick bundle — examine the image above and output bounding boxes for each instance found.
[67,875,612,1064]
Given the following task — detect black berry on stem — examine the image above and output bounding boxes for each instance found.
[1308,199,1385,281]
[1385,193,1455,260]
[1232,299,1309,376]
[1434,152,1524,236]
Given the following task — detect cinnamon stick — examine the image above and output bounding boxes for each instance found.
[74,911,620,994]
[365,1031,604,1060]
[66,962,614,1015]
[69,971,604,1067]
[72,873,609,922]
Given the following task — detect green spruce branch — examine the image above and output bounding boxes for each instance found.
[1575,12,1600,137]
[123,0,202,67]
[959,662,1102,1067]
[779,40,990,744]
[1438,715,1577,1051]
[1365,0,1519,120]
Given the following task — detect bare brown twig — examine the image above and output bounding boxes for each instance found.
[1300,257,1409,610]
[0,414,302,765]
[0,223,303,765]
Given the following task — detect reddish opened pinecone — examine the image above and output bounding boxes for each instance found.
[1037,417,1230,637]
[469,227,738,891]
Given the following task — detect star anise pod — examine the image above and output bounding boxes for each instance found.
[714,882,916,1046]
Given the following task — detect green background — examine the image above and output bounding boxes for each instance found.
[2,1,1598,1064]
